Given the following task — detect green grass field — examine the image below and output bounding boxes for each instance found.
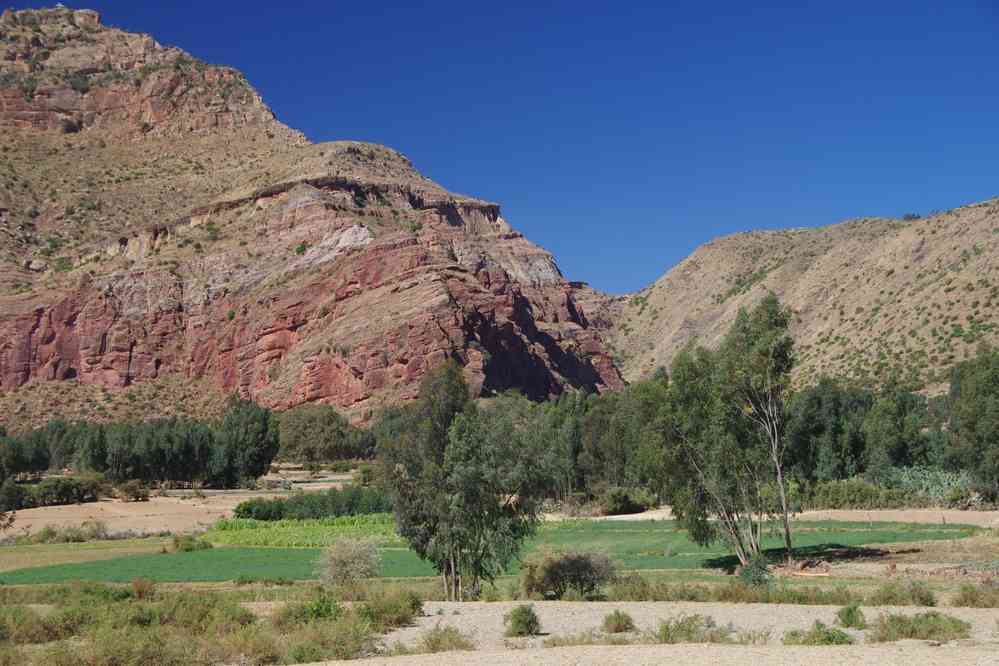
[0,519,976,585]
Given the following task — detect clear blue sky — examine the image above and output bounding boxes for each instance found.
[14,1,999,293]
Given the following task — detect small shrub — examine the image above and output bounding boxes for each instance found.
[868,581,936,607]
[654,614,732,644]
[602,609,635,633]
[738,553,772,587]
[171,535,213,552]
[782,621,854,645]
[520,548,616,599]
[318,538,380,589]
[358,588,422,631]
[131,578,156,600]
[274,589,341,629]
[836,602,866,629]
[868,611,971,642]
[282,613,376,661]
[504,604,541,637]
[416,623,476,653]
[952,582,999,608]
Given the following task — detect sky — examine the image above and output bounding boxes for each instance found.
[12,1,999,293]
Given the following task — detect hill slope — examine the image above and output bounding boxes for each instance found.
[603,200,999,389]
[0,7,621,431]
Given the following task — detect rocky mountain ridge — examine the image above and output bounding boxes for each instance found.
[0,7,621,432]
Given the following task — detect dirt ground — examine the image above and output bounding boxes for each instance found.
[6,492,266,536]
[311,643,999,665]
[302,600,999,665]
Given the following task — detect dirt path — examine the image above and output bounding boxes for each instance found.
[308,643,999,665]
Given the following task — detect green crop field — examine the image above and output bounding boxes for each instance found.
[0,519,976,585]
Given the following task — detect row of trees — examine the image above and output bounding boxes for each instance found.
[0,398,278,488]
[373,295,999,597]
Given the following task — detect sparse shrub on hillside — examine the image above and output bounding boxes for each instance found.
[504,604,541,636]
[868,611,970,642]
[520,549,617,600]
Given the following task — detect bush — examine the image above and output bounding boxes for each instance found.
[233,485,391,520]
[836,602,866,629]
[952,582,999,608]
[809,478,929,509]
[131,578,155,600]
[504,604,541,636]
[273,590,341,629]
[737,553,771,587]
[520,549,616,599]
[358,588,423,631]
[654,614,733,644]
[782,621,854,645]
[317,538,380,589]
[117,480,150,502]
[602,609,635,633]
[171,535,213,552]
[415,623,476,652]
[599,486,656,515]
[867,581,936,607]
[868,611,971,642]
[282,613,376,662]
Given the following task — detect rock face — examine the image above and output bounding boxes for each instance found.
[0,8,621,428]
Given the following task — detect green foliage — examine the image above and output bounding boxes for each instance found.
[599,486,657,515]
[378,365,552,599]
[412,623,476,652]
[171,535,213,552]
[602,609,635,633]
[868,611,970,642]
[278,403,373,468]
[116,479,150,502]
[868,581,936,607]
[808,478,929,509]
[207,514,396,547]
[503,604,541,636]
[233,486,391,521]
[782,621,854,645]
[952,582,999,608]
[948,348,999,497]
[836,602,867,629]
[654,613,733,643]
[357,588,423,631]
[273,589,341,629]
[737,553,772,587]
[520,548,616,599]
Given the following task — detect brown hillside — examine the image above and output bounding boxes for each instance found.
[602,201,999,389]
[0,7,622,432]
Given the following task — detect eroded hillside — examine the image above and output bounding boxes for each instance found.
[0,7,621,431]
[604,201,999,389]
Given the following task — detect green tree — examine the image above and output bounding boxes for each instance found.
[379,362,552,600]
[861,385,929,480]
[948,348,999,496]
[786,377,872,482]
[279,404,365,470]
[717,293,796,557]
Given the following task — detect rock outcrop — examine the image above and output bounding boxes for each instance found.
[0,8,622,429]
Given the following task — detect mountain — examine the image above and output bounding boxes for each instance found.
[0,7,622,432]
[600,201,999,390]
